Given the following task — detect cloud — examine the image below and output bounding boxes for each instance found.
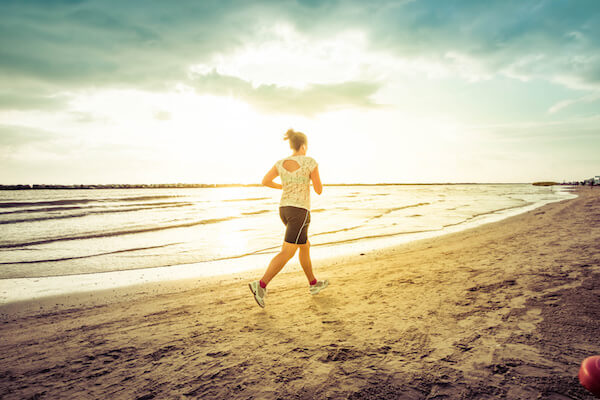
[153,110,171,121]
[68,111,109,124]
[0,91,69,111]
[0,124,51,147]
[547,92,600,114]
[0,124,68,161]
[361,0,600,90]
[1,0,599,114]
[189,70,383,115]
[0,123,147,166]
[0,0,266,90]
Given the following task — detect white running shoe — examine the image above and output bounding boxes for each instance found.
[248,280,266,308]
[309,279,329,295]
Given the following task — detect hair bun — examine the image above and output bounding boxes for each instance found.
[284,129,295,141]
[282,129,307,151]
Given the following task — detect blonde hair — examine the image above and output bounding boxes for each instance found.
[284,129,307,151]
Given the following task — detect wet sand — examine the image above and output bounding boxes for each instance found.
[1,186,599,399]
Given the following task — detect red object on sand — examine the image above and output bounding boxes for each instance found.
[579,356,600,398]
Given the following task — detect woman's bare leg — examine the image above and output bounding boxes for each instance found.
[261,242,298,285]
[298,241,316,283]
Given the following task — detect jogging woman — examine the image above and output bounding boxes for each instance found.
[249,129,329,308]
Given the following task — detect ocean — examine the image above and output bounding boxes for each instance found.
[0,184,574,303]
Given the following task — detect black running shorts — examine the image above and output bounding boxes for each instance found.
[279,206,311,244]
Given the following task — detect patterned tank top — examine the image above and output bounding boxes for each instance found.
[275,155,318,210]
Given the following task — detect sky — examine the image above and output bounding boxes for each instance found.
[0,0,599,184]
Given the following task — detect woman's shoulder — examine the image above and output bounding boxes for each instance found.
[289,155,317,162]
[303,155,318,165]
[281,155,317,169]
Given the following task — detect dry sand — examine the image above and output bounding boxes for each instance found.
[1,187,599,399]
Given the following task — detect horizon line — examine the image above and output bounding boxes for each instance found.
[0,181,570,190]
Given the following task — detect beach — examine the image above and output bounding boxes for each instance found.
[0,186,598,399]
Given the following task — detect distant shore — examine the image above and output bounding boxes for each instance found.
[0,182,575,190]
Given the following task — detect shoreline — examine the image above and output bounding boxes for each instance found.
[1,186,598,399]
[0,186,575,306]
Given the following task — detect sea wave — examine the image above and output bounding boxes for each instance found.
[223,197,270,202]
[241,209,271,216]
[313,202,430,237]
[0,202,195,225]
[442,202,533,228]
[0,215,240,249]
[0,195,179,209]
[0,243,181,265]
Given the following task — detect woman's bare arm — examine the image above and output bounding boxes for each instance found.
[310,166,322,195]
[262,165,282,189]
